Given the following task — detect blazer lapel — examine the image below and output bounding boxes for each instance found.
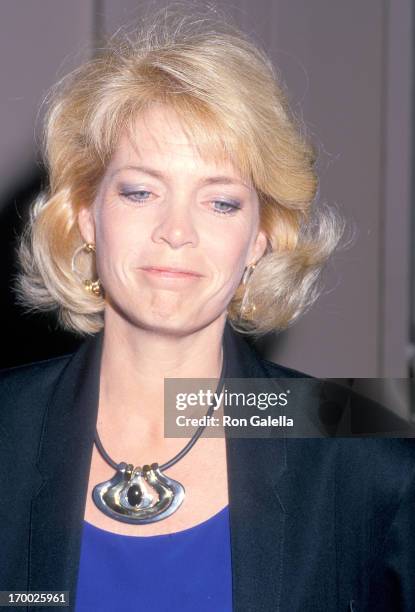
[223,324,288,611]
[28,322,287,612]
[28,331,103,609]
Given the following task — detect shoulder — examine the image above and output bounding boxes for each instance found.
[0,353,73,432]
[0,353,72,392]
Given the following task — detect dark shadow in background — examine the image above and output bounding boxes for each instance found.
[0,168,81,369]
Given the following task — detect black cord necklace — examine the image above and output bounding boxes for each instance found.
[92,345,227,525]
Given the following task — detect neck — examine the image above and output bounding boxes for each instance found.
[97,308,226,443]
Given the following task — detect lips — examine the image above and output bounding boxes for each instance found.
[140,266,203,278]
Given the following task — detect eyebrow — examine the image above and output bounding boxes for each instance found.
[110,165,251,189]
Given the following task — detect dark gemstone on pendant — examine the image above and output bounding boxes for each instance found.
[127,485,142,506]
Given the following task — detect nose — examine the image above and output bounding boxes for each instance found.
[151,200,198,249]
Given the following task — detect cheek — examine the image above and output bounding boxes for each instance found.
[94,209,140,283]
[206,229,251,281]
[96,205,144,253]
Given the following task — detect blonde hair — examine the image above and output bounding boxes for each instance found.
[15,4,345,337]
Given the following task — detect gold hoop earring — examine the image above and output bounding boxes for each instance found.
[71,242,102,297]
[240,262,257,318]
[241,262,256,286]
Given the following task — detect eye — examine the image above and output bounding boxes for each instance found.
[211,200,241,215]
[119,189,153,203]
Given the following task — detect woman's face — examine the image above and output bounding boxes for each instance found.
[77,105,267,334]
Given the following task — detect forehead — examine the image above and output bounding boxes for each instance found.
[108,104,250,183]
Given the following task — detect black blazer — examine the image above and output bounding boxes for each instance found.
[1,322,415,612]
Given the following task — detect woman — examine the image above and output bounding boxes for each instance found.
[1,8,415,612]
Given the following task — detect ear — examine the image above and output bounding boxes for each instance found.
[77,206,96,244]
[248,228,268,265]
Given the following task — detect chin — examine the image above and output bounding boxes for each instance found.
[135,308,227,337]
[117,306,197,335]
[134,318,202,337]
[106,292,224,335]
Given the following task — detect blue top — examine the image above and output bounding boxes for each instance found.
[75,506,233,611]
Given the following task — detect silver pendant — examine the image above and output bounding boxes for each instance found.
[92,462,185,524]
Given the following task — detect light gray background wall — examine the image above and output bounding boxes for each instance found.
[0,0,412,378]
[0,1,95,194]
